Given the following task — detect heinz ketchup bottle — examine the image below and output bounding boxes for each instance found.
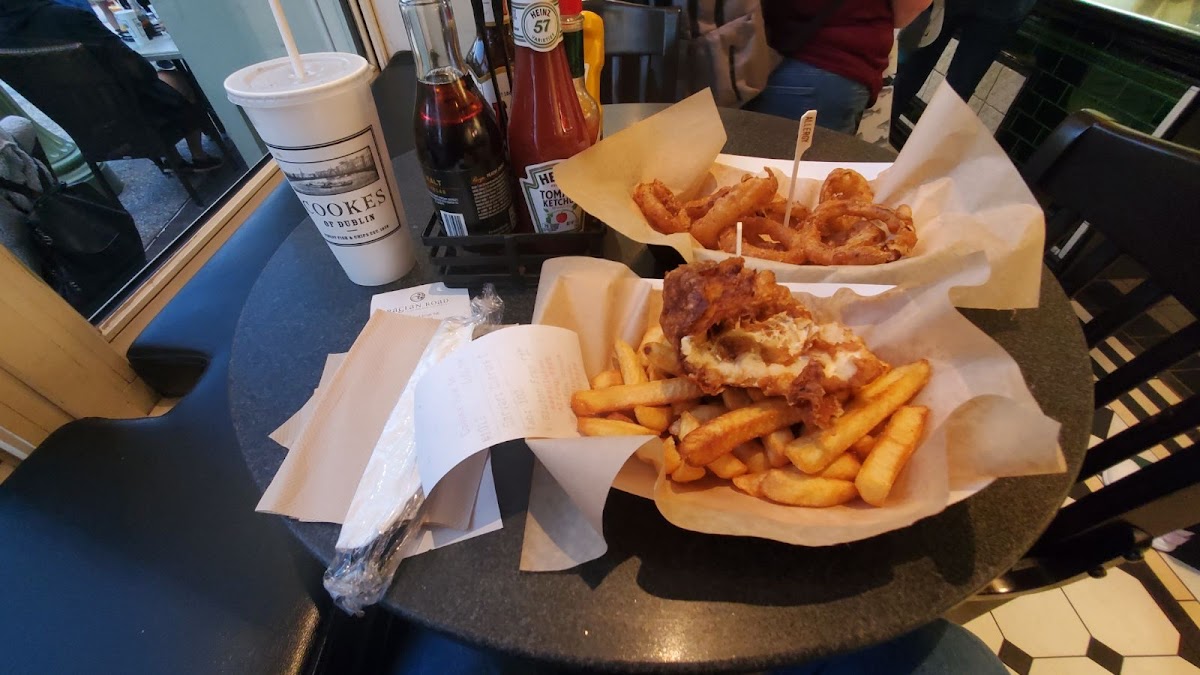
[507,0,593,234]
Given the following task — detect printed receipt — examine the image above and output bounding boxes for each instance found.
[414,325,588,495]
[370,282,471,319]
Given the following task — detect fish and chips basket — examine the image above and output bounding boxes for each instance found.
[517,254,1065,571]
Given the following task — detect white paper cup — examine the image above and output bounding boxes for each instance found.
[225,52,415,286]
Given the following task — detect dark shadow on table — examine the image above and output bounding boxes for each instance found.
[519,482,978,607]
[490,437,980,604]
[627,499,977,606]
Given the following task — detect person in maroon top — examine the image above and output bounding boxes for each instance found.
[748,0,931,134]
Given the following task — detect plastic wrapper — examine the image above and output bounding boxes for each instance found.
[323,285,504,614]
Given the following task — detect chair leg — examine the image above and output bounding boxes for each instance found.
[176,170,204,207]
[162,153,205,207]
[86,159,121,206]
[208,122,234,163]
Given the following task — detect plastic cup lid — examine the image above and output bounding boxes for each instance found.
[224,52,371,108]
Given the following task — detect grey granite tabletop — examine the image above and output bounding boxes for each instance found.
[229,105,1093,672]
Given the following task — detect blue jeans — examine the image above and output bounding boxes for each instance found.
[386,619,1007,674]
[745,58,871,134]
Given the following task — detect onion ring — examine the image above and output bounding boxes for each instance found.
[716,217,807,264]
[819,168,874,203]
[632,180,691,234]
[797,201,914,265]
[757,194,810,226]
[690,171,779,248]
[885,204,917,258]
[683,186,733,221]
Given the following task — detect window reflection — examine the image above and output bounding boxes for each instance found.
[1077,0,1200,38]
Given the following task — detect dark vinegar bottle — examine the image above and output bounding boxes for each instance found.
[401,0,517,236]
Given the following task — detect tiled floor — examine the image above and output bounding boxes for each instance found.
[960,278,1200,674]
[963,555,1200,674]
[883,36,1028,145]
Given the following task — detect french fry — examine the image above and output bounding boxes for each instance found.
[578,417,657,437]
[671,463,707,483]
[856,405,929,506]
[634,405,672,433]
[662,436,681,474]
[707,453,748,479]
[668,404,726,435]
[822,360,930,451]
[748,389,793,467]
[643,341,683,376]
[590,369,622,389]
[688,404,728,422]
[677,411,701,439]
[761,428,794,468]
[670,399,702,416]
[856,365,905,401]
[760,469,859,507]
[732,472,768,497]
[679,400,808,466]
[850,434,877,461]
[634,439,662,467]
[671,418,707,482]
[817,452,862,481]
[571,378,705,416]
[785,360,930,473]
[733,440,771,473]
[721,388,752,410]
[638,325,664,359]
[606,412,635,424]
[615,339,648,385]
[646,366,667,381]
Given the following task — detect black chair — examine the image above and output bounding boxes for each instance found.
[0,183,405,673]
[582,0,682,104]
[981,111,1200,595]
[0,43,228,206]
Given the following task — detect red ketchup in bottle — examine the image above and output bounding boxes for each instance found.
[507,0,593,234]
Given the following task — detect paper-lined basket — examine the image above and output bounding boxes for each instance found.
[554,83,1045,309]
[519,256,1065,571]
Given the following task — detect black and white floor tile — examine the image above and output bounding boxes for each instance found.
[961,280,1200,674]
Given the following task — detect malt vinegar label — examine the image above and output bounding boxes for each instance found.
[268,127,401,247]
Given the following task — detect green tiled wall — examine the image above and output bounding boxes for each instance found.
[995,14,1192,163]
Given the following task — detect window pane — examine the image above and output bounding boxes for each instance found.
[0,0,357,320]
[1074,0,1200,39]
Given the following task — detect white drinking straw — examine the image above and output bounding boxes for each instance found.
[267,0,306,82]
[782,110,818,228]
[735,221,743,257]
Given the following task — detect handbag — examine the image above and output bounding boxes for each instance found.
[0,175,146,314]
[675,0,779,107]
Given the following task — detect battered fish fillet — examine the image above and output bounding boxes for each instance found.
[661,258,888,428]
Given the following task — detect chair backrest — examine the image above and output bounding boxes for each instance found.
[989,111,1200,594]
[582,0,682,104]
[0,43,165,161]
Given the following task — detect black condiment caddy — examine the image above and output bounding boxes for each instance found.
[421,216,606,288]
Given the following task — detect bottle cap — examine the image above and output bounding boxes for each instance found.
[560,0,582,16]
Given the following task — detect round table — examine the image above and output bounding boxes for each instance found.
[229,105,1092,672]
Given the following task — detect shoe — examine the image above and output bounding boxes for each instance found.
[181,157,224,173]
